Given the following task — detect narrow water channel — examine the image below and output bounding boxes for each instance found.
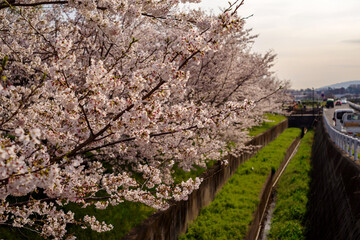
[259,191,277,240]
[256,136,302,240]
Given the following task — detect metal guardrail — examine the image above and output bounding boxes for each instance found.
[349,101,360,111]
[323,104,360,160]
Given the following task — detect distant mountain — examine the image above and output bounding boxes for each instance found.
[317,80,360,90]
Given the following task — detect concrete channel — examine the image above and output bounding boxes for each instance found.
[251,135,302,240]
[257,103,358,240]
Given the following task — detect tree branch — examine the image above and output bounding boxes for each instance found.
[79,104,94,137]
[254,86,283,104]
[77,126,198,155]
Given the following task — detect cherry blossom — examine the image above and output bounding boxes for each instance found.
[0,0,290,238]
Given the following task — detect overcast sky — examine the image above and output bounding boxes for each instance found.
[182,0,360,89]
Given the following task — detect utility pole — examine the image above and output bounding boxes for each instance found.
[313,87,315,116]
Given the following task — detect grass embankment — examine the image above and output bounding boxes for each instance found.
[248,113,287,137]
[0,201,155,240]
[64,201,154,240]
[179,128,301,240]
[268,130,313,240]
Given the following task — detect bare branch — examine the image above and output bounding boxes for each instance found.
[79,104,94,137]
[254,86,283,104]
[0,1,68,10]
[77,126,198,155]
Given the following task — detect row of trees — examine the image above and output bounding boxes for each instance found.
[0,0,289,238]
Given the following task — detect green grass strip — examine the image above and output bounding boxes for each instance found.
[268,130,313,240]
[180,128,301,240]
[66,201,155,240]
[0,201,155,240]
[248,113,287,137]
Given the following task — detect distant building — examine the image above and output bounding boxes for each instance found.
[333,94,347,99]
[294,94,308,100]
[349,84,360,89]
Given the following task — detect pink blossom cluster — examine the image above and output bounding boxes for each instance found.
[0,0,291,238]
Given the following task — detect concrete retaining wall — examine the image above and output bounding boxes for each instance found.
[307,119,360,239]
[123,119,288,240]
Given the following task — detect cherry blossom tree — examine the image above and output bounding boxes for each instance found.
[0,0,289,238]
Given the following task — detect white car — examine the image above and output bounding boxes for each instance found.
[340,113,360,137]
[333,108,355,131]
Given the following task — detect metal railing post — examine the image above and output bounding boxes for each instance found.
[349,137,353,156]
[355,141,358,161]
